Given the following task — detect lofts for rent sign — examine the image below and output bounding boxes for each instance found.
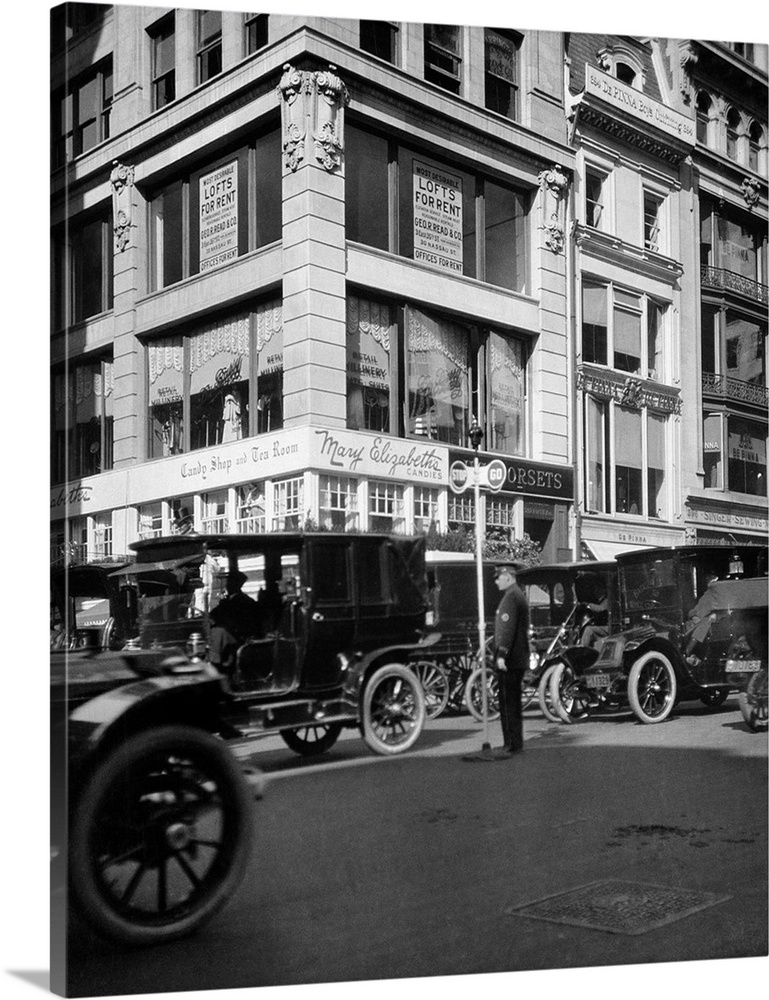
[413,161,463,273]
[200,161,238,272]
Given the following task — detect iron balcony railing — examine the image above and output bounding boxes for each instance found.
[701,265,769,305]
[702,372,769,407]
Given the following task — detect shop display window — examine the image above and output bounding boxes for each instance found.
[407,307,469,446]
[347,296,393,433]
[273,477,304,531]
[147,301,282,458]
[52,359,114,485]
[488,332,525,454]
[236,483,266,533]
[201,490,230,533]
[413,487,439,533]
[727,417,767,497]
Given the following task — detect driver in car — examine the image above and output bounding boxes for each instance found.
[208,571,263,678]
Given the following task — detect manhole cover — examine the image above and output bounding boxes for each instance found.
[505,880,731,935]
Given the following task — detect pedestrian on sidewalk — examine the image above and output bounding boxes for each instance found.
[492,562,531,757]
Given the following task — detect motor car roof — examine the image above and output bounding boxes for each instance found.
[128,532,425,563]
[615,544,767,564]
[517,560,616,581]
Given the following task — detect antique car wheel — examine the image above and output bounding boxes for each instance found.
[280,723,343,756]
[549,662,591,724]
[464,666,501,722]
[411,660,450,720]
[699,688,729,710]
[628,652,678,724]
[537,664,561,723]
[362,664,426,755]
[70,725,254,946]
[739,670,768,733]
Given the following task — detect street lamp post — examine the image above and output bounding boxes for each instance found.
[466,417,495,759]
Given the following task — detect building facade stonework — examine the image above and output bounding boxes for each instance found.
[50,8,768,566]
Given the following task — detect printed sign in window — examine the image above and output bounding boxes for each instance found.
[199,161,238,273]
[413,161,463,274]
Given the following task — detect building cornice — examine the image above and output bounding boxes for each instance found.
[573,224,684,284]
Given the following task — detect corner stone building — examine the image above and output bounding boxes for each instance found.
[50,7,768,565]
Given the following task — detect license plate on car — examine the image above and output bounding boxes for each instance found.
[586,673,611,688]
[726,660,762,673]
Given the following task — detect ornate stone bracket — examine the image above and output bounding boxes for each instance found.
[678,41,699,105]
[537,163,569,254]
[278,63,349,173]
[110,161,135,253]
[741,176,761,208]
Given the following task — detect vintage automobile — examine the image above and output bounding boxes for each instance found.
[52,530,433,947]
[51,561,132,650]
[550,545,768,725]
[516,560,619,721]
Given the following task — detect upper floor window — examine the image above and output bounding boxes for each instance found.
[424,24,461,94]
[643,190,664,253]
[149,129,281,290]
[701,304,766,388]
[725,41,756,63]
[696,91,712,146]
[52,209,114,330]
[197,9,222,84]
[52,58,113,168]
[245,12,269,54]
[581,281,670,382]
[700,197,767,290]
[484,28,520,119]
[749,122,764,172]
[51,3,104,54]
[146,301,283,460]
[360,20,398,63]
[703,412,766,496]
[615,62,636,86]
[149,14,175,110]
[726,108,741,160]
[345,125,529,293]
[585,167,606,230]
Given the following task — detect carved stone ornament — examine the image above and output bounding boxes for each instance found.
[619,377,644,408]
[538,163,570,254]
[678,42,698,105]
[110,161,135,253]
[278,63,349,173]
[741,176,761,208]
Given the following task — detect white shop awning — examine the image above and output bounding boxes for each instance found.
[582,540,649,562]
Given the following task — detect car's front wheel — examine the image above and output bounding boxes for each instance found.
[628,651,677,724]
[69,725,254,946]
[549,662,591,724]
[739,670,768,733]
[362,664,426,755]
[280,723,343,756]
[537,664,561,723]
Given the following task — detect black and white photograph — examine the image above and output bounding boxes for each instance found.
[3,2,768,1000]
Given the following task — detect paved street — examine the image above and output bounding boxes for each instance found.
[63,696,767,998]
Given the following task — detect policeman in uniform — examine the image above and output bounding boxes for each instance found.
[493,562,531,757]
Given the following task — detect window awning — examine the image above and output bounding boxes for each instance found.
[582,540,649,561]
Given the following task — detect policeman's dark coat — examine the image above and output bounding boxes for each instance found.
[494,582,530,670]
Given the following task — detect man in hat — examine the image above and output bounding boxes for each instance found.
[208,570,263,678]
[492,562,531,757]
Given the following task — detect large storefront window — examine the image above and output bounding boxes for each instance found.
[53,210,114,330]
[52,359,114,484]
[149,130,281,290]
[346,125,529,293]
[147,301,282,458]
[347,296,393,432]
[584,396,668,518]
[407,307,469,446]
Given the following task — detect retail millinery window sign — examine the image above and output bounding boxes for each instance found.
[199,160,238,273]
[413,161,463,273]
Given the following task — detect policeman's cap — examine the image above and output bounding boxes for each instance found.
[493,562,523,577]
